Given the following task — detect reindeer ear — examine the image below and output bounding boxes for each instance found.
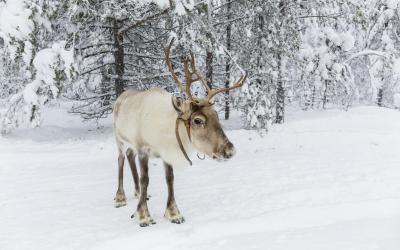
[172,96,184,112]
[172,96,198,119]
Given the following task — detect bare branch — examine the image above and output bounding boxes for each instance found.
[80,63,115,75]
[119,7,170,35]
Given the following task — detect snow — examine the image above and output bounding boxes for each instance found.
[345,49,388,63]
[23,41,74,107]
[393,57,400,75]
[394,93,400,108]
[23,79,42,106]
[33,41,74,83]
[0,0,33,42]
[141,0,170,8]
[139,0,194,14]
[386,0,400,9]
[175,0,195,15]
[324,29,354,52]
[341,32,355,51]
[1,105,400,250]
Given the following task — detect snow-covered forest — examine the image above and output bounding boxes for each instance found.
[1,1,400,250]
[1,0,400,132]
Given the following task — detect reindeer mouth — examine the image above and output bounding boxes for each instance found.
[211,145,236,162]
[211,153,230,162]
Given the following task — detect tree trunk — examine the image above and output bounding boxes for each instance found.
[100,66,111,107]
[204,0,213,90]
[257,14,264,69]
[377,88,383,107]
[311,85,316,108]
[275,53,284,124]
[113,18,125,97]
[224,0,232,120]
[275,0,287,124]
[322,79,329,109]
[206,50,213,90]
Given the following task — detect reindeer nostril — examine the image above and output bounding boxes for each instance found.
[224,142,235,159]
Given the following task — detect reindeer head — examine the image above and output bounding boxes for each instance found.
[165,38,247,162]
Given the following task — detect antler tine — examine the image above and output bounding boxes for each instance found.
[206,72,248,102]
[188,51,211,93]
[164,38,183,92]
[183,57,195,101]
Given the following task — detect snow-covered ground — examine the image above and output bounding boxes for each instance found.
[1,105,400,250]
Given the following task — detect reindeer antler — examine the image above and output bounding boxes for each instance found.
[205,72,248,103]
[164,38,183,92]
[164,38,247,106]
[188,51,211,94]
[165,38,198,102]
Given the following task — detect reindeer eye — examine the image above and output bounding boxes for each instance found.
[193,118,205,126]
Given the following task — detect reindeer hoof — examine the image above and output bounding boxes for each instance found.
[134,210,156,227]
[171,217,185,224]
[165,210,185,224]
[115,201,126,208]
[114,199,127,208]
[139,220,156,227]
[114,193,127,208]
[139,218,156,227]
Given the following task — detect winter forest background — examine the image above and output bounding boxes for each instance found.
[1,0,400,134]
[2,1,400,249]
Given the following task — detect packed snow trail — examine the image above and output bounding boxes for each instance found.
[0,106,399,250]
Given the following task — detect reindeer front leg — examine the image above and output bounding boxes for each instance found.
[135,154,155,227]
[164,163,185,224]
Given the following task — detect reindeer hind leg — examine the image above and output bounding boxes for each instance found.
[126,149,140,199]
[114,149,127,208]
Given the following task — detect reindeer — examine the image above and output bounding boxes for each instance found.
[112,38,247,227]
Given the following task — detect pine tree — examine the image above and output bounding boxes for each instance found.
[68,0,171,119]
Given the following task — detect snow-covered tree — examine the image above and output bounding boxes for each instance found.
[349,0,400,107]
[1,0,400,135]
[296,1,356,109]
[237,0,303,129]
[0,0,75,134]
